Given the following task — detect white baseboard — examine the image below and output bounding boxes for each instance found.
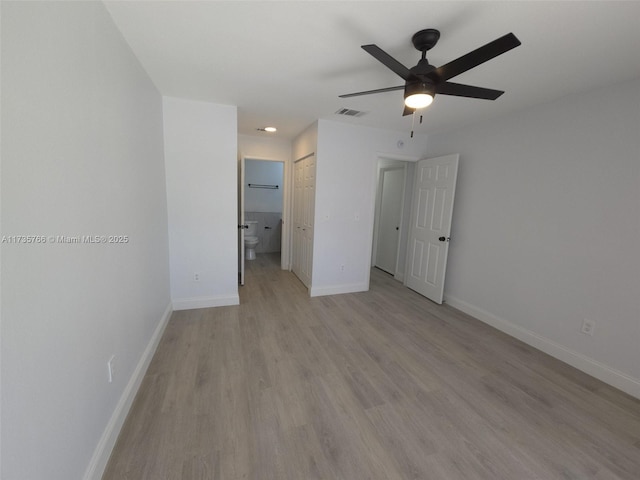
[444,294,640,400]
[83,302,173,480]
[172,293,240,310]
[310,282,368,297]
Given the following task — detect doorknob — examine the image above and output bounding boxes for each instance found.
[396,227,399,231]
[439,236,450,242]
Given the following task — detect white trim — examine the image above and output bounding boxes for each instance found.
[375,151,421,163]
[444,294,640,400]
[172,294,239,310]
[83,302,173,480]
[310,282,368,297]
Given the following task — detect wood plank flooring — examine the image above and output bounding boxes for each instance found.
[103,253,640,479]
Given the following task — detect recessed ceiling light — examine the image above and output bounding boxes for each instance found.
[257,126,277,133]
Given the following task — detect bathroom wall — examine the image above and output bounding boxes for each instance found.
[244,159,283,253]
[244,159,283,212]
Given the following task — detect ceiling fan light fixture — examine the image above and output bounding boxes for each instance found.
[404,81,435,109]
[404,93,433,109]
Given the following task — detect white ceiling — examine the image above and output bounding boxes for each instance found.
[104,1,640,140]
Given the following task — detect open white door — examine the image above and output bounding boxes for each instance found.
[238,157,245,286]
[406,154,459,304]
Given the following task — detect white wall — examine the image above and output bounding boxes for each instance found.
[244,160,284,212]
[427,78,640,398]
[238,134,292,163]
[292,122,319,162]
[312,120,429,296]
[1,2,171,479]
[163,97,239,310]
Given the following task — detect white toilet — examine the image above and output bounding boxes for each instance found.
[244,220,260,260]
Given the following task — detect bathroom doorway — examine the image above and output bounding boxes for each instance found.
[241,158,286,282]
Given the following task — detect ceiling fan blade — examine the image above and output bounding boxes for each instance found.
[403,105,414,116]
[339,85,405,98]
[434,33,521,82]
[436,81,504,100]
[362,44,412,80]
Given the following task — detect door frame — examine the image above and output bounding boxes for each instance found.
[238,156,246,285]
[239,156,290,273]
[366,153,420,287]
[372,165,407,278]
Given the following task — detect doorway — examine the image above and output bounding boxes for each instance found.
[372,158,412,282]
[239,158,286,285]
[374,166,405,274]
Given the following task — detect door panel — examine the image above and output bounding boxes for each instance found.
[411,239,425,278]
[426,242,439,285]
[431,187,447,230]
[406,154,459,304]
[292,155,315,288]
[416,187,430,227]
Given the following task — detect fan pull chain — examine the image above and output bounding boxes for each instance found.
[411,110,416,138]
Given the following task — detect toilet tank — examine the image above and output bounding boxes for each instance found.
[245,220,258,236]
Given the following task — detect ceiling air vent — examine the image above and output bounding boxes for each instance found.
[335,108,367,117]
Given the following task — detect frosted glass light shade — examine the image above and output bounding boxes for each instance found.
[404,93,433,109]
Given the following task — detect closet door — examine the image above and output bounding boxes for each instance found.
[292,160,304,277]
[292,155,315,288]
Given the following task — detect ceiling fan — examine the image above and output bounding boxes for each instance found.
[339,29,521,116]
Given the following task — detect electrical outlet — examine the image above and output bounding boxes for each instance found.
[581,319,595,336]
[107,355,116,383]
[194,273,200,281]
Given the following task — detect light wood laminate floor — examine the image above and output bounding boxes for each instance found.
[103,253,640,479]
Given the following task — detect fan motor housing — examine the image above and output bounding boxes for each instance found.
[410,58,436,78]
[411,29,440,52]
[404,79,436,98]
